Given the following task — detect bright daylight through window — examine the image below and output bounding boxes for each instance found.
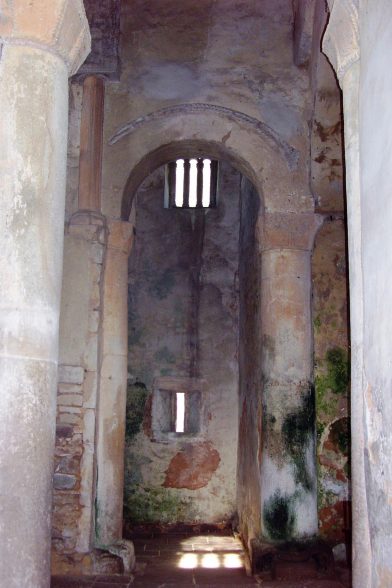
[165,158,218,208]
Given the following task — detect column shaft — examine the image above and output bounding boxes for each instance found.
[260,247,318,540]
[0,45,69,588]
[78,76,105,212]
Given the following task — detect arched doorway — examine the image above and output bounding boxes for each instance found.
[96,120,319,551]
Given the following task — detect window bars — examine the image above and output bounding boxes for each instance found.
[165,158,218,208]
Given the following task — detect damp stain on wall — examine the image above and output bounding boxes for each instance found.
[282,385,316,493]
[263,490,296,541]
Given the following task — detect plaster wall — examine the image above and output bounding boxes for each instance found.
[124,162,240,525]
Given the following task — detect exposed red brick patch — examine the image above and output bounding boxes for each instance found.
[319,500,351,543]
[163,441,220,490]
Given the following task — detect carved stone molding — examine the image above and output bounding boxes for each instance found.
[0,0,91,75]
[109,102,299,171]
[322,0,359,81]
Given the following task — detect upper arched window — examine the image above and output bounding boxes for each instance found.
[164,158,218,209]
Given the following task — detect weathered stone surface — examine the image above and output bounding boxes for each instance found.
[163,442,221,490]
[55,454,81,476]
[54,474,78,490]
[58,383,83,395]
[58,412,82,426]
[58,394,84,407]
[58,365,85,385]
[56,425,74,439]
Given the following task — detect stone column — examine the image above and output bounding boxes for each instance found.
[260,212,320,541]
[0,3,90,586]
[323,3,372,586]
[78,75,105,212]
[96,220,134,545]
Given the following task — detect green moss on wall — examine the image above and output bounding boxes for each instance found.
[123,485,191,524]
[315,347,349,401]
[125,382,149,442]
[263,491,296,541]
[317,485,338,509]
[316,421,326,442]
[124,453,152,488]
[313,315,322,332]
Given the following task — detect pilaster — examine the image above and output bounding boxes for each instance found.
[96,220,134,545]
[259,213,320,540]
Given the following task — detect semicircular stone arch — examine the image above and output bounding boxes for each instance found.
[100,104,312,220]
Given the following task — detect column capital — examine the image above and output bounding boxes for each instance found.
[322,0,359,82]
[259,212,323,252]
[0,0,91,75]
[107,220,134,255]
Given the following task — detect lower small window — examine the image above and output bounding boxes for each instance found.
[175,392,185,433]
[151,377,203,440]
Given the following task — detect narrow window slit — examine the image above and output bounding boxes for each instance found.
[175,392,185,433]
[189,159,198,207]
[175,159,184,206]
[202,159,211,207]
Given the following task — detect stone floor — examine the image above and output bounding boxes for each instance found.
[51,531,351,587]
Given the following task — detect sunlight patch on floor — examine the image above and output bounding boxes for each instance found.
[178,535,245,570]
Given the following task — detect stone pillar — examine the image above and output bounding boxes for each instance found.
[323,3,372,586]
[260,212,320,540]
[96,220,134,545]
[0,3,90,586]
[78,75,105,212]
